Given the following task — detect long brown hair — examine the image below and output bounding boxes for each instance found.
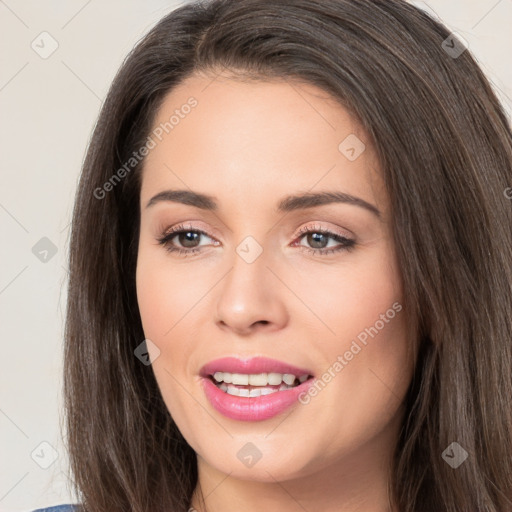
[64,1,512,510]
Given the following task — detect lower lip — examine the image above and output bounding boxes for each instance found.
[201,377,316,421]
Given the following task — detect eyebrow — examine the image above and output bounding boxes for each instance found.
[145,189,381,217]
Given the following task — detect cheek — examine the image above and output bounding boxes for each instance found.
[305,240,409,410]
[290,240,403,343]
[334,243,407,370]
[136,258,168,339]
[135,249,202,425]
[135,247,207,339]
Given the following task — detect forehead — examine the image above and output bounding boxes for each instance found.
[140,72,386,216]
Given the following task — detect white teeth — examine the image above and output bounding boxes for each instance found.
[248,373,267,386]
[226,385,240,396]
[282,373,296,385]
[210,371,311,397]
[219,382,296,397]
[210,371,309,386]
[260,388,278,395]
[267,372,282,385]
[231,373,249,385]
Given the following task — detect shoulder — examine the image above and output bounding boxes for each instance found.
[30,505,79,512]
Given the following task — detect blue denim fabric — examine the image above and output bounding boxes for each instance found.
[31,505,78,512]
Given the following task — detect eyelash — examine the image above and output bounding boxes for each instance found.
[156,223,356,257]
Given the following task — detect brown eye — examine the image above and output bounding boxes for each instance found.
[157,224,215,255]
[174,231,202,248]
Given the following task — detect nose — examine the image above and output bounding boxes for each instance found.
[214,244,289,335]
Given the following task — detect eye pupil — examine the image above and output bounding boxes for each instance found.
[179,231,200,247]
[308,232,328,249]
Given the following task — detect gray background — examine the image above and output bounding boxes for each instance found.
[0,1,511,510]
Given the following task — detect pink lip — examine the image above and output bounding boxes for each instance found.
[199,356,313,378]
[201,377,316,421]
[200,356,315,422]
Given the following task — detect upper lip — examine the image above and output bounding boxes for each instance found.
[200,356,314,378]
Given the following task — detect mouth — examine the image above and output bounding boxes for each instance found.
[199,357,316,417]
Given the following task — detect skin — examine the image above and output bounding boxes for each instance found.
[136,71,415,512]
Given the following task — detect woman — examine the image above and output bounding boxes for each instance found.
[36,0,512,510]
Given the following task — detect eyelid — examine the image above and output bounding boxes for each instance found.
[157,220,353,243]
[157,219,221,239]
[294,222,354,240]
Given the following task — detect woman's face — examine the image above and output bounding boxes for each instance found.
[136,72,414,485]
